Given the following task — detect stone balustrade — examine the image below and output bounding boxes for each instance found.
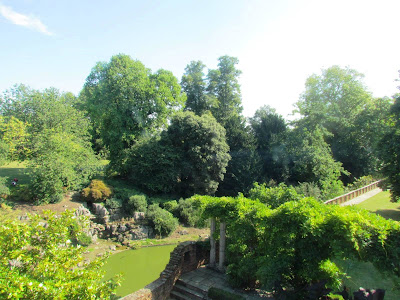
[324,180,382,205]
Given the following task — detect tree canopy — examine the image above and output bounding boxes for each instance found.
[127,111,230,196]
[81,54,186,171]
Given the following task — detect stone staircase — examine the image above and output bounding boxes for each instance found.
[170,278,208,300]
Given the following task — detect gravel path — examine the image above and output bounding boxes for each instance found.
[340,188,383,206]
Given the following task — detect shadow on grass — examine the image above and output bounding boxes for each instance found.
[0,167,31,185]
[375,209,400,222]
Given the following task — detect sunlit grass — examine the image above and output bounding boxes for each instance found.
[0,161,31,184]
[357,191,400,221]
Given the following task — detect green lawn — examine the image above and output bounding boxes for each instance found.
[0,161,31,184]
[357,191,400,221]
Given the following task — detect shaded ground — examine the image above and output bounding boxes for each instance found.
[12,191,82,214]
[172,266,273,300]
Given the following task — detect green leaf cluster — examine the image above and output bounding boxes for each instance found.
[0,210,120,299]
[199,196,400,295]
[127,111,230,196]
[146,204,178,237]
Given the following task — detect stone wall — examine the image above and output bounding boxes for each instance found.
[121,241,209,300]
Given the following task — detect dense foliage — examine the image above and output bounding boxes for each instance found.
[81,180,112,203]
[200,196,400,297]
[0,210,119,299]
[248,182,302,209]
[127,111,230,196]
[146,204,178,237]
[380,96,400,201]
[81,54,186,173]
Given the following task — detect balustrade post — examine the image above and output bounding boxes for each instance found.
[219,221,226,271]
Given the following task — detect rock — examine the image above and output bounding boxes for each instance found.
[133,212,145,221]
[178,230,188,235]
[118,225,127,233]
[74,205,92,218]
[129,225,154,240]
[109,245,116,251]
[92,203,109,224]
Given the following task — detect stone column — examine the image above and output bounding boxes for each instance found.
[219,221,226,271]
[210,217,216,268]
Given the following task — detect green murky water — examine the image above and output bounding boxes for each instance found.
[102,245,176,297]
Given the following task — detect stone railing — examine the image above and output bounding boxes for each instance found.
[121,241,209,300]
[324,180,382,205]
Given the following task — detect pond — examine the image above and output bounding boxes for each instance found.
[102,244,176,298]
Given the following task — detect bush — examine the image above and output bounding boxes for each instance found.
[208,287,245,300]
[178,197,206,227]
[81,179,111,203]
[162,200,179,218]
[0,177,10,200]
[29,165,64,204]
[126,195,147,214]
[346,175,375,192]
[77,232,92,246]
[249,182,302,208]
[295,182,322,200]
[146,204,178,237]
[104,197,123,210]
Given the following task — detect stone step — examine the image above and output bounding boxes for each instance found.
[176,280,208,297]
[170,290,191,300]
[173,283,206,300]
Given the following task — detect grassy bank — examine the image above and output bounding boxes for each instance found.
[357,191,400,221]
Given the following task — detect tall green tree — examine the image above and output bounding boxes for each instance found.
[250,105,289,183]
[206,56,261,195]
[1,85,87,140]
[1,85,99,203]
[287,127,345,199]
[0,116,30,162]
[181,61,214,115]
[295,66,374,180]
[128,111,230,196]
[380,96,400,202]
[216,115,261,196]
[207,56,243,127]
[81,54,186,172]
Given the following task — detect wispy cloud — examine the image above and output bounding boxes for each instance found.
[0,4,53,36]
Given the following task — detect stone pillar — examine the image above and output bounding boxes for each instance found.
[219,221,226,271]
[210,218,216,268]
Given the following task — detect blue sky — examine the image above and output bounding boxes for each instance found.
[1,0,399,118]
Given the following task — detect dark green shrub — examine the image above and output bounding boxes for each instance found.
[81,179,111,203]
[0,177,10,200]
[162,200,179,218]
[295,181,322,200]
[127,195,147,213]
[249,182,302,208]
[104,197,123,209]
[178,197,206,227]
[30,166,64,204]
[77,232,92,246]
[208,287,245,300]
[346,175,374,192]
[146,204,178,237]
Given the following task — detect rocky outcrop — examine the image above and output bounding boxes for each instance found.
[91,203,110,223]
